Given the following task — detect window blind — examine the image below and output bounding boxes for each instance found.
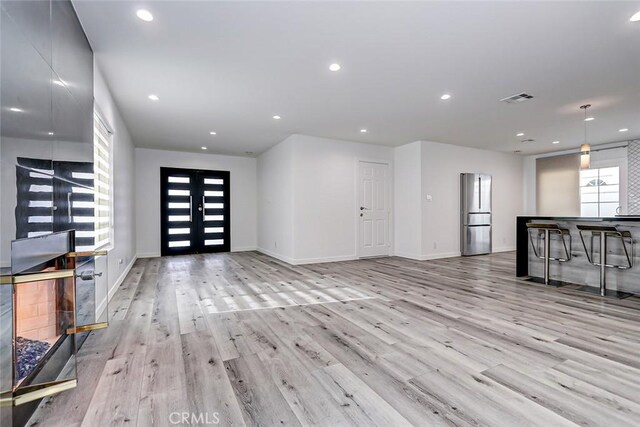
[93,112,112,249]
[536,154,580,216]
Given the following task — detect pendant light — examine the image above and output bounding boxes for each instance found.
[580,104,591,170]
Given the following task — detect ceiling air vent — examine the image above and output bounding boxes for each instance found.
[500,92,534,104]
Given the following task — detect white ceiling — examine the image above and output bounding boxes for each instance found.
[73,1,640,156]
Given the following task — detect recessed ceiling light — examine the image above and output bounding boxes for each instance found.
[136,9,154,22]
[619,128,629,132]
[9,107,23,112]
[360,129,367,133]
[552,140,560,144]
[48,132,54,136]
[201,146,207,150]
[209,131,217,135]
[329,63,341,72]
[440,94,451,100]
[516,132,524,137]
[631,11,640,22]
[584,117,594,122]
[273,115,281,120]
[148,94,159,101]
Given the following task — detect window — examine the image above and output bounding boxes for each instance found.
[93,112,113,249]
[14,113,112,251]
[580,166,620,217]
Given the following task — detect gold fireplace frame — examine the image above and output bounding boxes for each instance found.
[3,249,108,407]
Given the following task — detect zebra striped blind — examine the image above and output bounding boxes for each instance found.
[93,112,112,249]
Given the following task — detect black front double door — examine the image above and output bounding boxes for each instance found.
[160,167,230,256]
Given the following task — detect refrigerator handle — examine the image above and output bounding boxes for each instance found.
[478,176,482,210]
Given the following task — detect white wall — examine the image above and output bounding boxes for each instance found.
[257,134,394,264]
[523,154,537,215]
[259,134,521,264]
[420,141,524,258]
[292,135,394,263]
[135,148,257,257]
[94,64,137,305]
[393,141,422,259]
[257,137,295,263]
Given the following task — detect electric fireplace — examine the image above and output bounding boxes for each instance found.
[1,230,108,426]
[14,267,75,386]
[7,231,78,410]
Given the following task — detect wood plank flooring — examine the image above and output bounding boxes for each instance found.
[27,251,640,426]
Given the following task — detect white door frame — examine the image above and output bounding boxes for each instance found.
[355,158,393,259]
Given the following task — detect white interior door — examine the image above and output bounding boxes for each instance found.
[358,161,390,258]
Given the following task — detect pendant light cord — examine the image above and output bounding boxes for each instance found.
[580,104,591,147]
[584,105,587,144]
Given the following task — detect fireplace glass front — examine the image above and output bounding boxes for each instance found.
[13,271,76,388]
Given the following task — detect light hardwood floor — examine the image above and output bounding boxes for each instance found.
[28,251,640,426]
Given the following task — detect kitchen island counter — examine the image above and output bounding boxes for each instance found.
[516,216,640,294]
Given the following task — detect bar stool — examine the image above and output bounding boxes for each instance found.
[576,225,634,298]
[526,223,572,286]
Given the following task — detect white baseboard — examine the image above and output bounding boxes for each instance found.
[109,255,138,301]
[421,251,462,260]
[137,252,160,258]
[492,246,516,253]
[256,248,297,265]
[96,255,138,320]
[393,251,424,260]
[231,246,258,252]
[293,254,357,265]
[257,248,358,265]
[394,251,461,261]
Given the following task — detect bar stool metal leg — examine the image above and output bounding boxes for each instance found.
[599,231,606,297]
[576,224,634,299]
[543,228,550,285]
[525,223,570,287]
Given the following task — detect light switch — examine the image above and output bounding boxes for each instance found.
[426,194,433,201]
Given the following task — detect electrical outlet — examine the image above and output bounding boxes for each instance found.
[274,241,278,249]
[119,258,124,265]
[433,242,437,249]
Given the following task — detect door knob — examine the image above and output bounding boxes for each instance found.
[360,206,367,210]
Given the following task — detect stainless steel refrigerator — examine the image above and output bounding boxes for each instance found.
[460,173,492,256]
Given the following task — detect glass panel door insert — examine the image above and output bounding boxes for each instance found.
[160,168,230,256]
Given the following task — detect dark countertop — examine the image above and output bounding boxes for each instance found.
[517,216,640,222]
